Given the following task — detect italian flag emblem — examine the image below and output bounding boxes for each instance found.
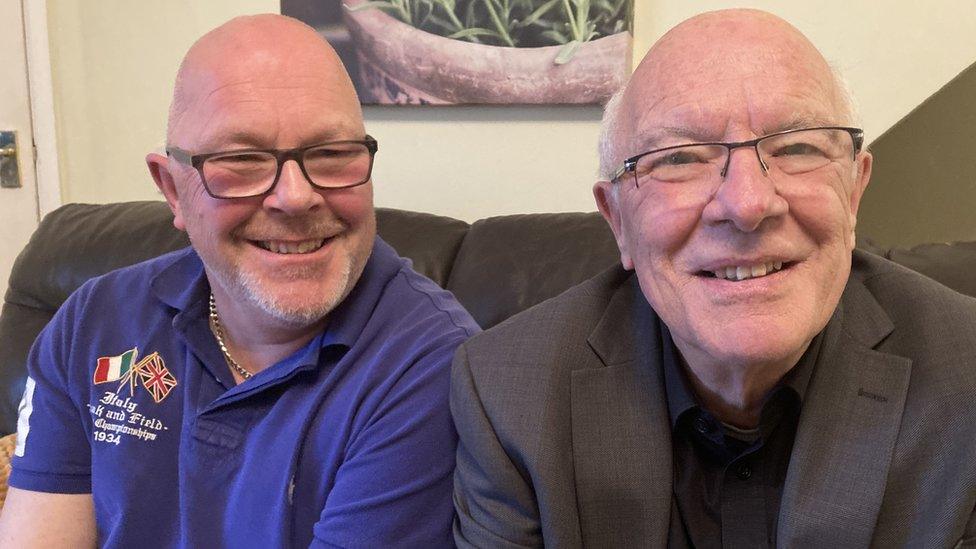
[94,348,138,384]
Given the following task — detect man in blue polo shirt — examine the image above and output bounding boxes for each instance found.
[0,14,478,547]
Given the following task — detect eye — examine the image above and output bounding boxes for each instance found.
[650,149,706,169]
[771,142,825,157]
[306,148,344,160]
[211,153,271,166]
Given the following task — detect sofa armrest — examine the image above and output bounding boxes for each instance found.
[0,432,14,510]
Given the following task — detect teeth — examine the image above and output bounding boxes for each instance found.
[711,261,785,281]
[257,239,326,255]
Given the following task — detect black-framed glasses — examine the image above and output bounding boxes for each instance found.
[166,136,378,199]
[612,127,864,188]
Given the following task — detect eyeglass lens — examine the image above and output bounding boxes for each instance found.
[202,142,373,198]
[633,128,856,186]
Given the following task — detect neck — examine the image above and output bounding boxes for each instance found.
[675,344,809,429]
[210,290,327,378]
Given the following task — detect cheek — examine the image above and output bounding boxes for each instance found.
[622,191,706,319]
[623,188,707,263]
[178,184,252,241]
[323,184,374,226]
[781,180,857,248]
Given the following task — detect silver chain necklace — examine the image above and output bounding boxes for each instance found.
[208,293,253,380]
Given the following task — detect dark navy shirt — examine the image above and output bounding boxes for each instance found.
[662,323,821,549]
[11,238,479,548]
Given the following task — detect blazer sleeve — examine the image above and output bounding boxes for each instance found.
[451,345,543,549]
[958,503,976,547]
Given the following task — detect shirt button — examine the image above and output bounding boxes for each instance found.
[736,464,753,480]
[693,417,711,434]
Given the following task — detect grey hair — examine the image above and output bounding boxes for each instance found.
[597,87,628,182]
[829,63,862,129]
[596,63,862,183]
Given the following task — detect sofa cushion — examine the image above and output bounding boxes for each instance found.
[447,212,620,329]
[375,208,469,287]
[5,202,190,312]
[884,241,976,298]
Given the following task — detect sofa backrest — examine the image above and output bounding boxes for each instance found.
[2,201,976,434]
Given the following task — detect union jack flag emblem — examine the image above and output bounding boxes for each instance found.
[134,352,178,403]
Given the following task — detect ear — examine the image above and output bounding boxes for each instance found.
[146,152,187,231]
[593,180,634,270]
[847,150,873,248]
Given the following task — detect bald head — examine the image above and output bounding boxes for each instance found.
[167,14,362,146]
[599,9,857,179]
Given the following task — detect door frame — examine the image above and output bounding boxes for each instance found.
[23,0,60,217]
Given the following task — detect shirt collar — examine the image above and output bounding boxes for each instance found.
[150,247,209,315]
[661,319,826,432]
[661,322,698,431]
[319,237,402,349]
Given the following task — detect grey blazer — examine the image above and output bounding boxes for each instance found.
[452,250,976,548]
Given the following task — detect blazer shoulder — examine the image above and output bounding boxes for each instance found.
[852,250,976,388]
[853,249,976,332]
[461,265,630,364]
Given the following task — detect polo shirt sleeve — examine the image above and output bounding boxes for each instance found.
[310,330,464,548]
[9,286,93,494]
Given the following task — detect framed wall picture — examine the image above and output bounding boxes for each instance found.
[281,0,634,105]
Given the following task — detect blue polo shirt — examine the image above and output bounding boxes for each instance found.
[10,237,479,548]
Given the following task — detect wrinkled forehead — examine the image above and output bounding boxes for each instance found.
[621,18,843,146]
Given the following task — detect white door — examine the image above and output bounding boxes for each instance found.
[0,0,40,298]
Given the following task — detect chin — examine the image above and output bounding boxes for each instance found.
[694,320,816,369]
[235,258,356,328]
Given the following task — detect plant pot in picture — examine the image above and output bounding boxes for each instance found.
[341,0,633,104]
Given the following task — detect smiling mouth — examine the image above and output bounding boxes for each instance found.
[699,261,795,282]
[252,238,328,255]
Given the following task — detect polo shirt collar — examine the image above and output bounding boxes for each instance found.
[150,247,209,315]
[319,237,402,350]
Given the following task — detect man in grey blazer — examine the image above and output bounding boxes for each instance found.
[452,8,976,548]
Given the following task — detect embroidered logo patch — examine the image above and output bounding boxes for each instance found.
[94,348,178,403]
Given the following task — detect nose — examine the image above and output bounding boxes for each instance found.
[701,146,788,232]
[264,158,322,214]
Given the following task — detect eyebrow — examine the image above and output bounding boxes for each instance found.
[193,131,268,153]
[633,126,716,150]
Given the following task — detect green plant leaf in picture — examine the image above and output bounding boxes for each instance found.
[554,39,581,64]
[351,0,634,48]
[518,0,560,28]
[426,14,464,34]
[541,28,569,44]
[344,1,404,13]
[431,0,467,32]
[448,27,504,41]
[481,0,516,46]
[344,0,414,24]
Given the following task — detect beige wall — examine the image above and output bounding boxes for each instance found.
[47,1,976,222]
[0,0,39,297]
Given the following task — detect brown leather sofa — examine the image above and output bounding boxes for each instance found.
[2,200,976,439]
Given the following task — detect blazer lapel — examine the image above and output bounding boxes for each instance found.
[777,279,912,548]
[572,275,673,548]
